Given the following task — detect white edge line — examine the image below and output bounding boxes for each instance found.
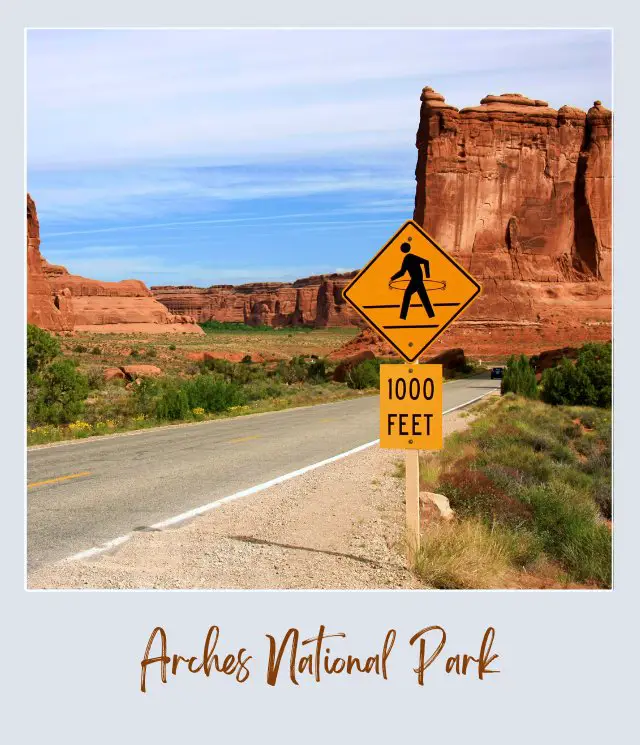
[59,389,496,564]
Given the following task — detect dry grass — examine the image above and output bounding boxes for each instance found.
[414,518,511,589]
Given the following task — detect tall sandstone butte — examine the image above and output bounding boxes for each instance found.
[412,88,611,356]
[27,194,203,335]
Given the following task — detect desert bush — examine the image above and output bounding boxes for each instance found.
[129,348,140,358]
[243,379,285,401]
[73,344,88,354]
[29,359,89,425]
[145,347,157,358]
[541,342,611,407]
[524,481,611,585]
[501,354,538,398]
[241,354,252,364]
[168,343,177,351]
[346,359,380,389]
[541,359,596,406]
[154,384,190,421]
[183,375,246,413]
[86,367,104,391]
[274,356,309,384]
[131,377,160,416]
[201,357,235,376]
[91,346,101,355]
[306,358,327,383]
[27,324,60,375]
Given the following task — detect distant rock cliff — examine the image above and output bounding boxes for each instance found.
[27,195,203,335]
[151,271,363,328]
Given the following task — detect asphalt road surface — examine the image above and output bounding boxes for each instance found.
[27,373,499,571]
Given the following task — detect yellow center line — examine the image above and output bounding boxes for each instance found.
[28,471,92,489]
[227,435,261,444]
[318,417,337,423]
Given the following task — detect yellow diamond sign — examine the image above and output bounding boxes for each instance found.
[343,220,481,362]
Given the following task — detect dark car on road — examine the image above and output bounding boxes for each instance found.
[490,367,504,380]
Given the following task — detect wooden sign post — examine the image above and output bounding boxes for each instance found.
[342,219,480,558]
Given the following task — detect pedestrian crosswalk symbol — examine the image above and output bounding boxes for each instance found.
[342,220,481,362]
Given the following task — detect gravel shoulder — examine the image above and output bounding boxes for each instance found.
[28,408,479,590]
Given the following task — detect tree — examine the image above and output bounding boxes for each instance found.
[501,354,538,399]
[30,358,89,424]
[27,324,60,375]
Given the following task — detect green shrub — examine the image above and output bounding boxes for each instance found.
[91,346,101,355]
[525,481,611,585]
[154,385,190,421]
[274,356,309,384]
[27,324,60,375]
[199,320,313,334]
[183,375,246,413]
[541,359,596,406]
[540,342,611,408]
[241,354,252,364]
[168,343,177,351]
[132,377,160,416]
[243,379,285,401]
[201,357,235,376]
[306,358,327,383]
[73,344,88,354]
[30,359,89,425]
[346,359,380,389]
[501,354,538,399]
[145,347,157,358]
[87,367,104,390]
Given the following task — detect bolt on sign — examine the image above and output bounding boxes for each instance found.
[380,364,443,450]
[342,220,481,362]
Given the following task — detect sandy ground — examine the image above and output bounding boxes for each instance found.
[29,409,475,590]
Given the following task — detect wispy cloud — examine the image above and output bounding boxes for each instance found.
[27,29,612,287]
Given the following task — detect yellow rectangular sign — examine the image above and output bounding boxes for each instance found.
[380,364,442,450]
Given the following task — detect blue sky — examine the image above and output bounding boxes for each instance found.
[27,29,612,287]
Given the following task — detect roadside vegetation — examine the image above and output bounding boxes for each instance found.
[27,326,485,445]
[501,342,611,407]
[414,342,612,590]
[199,320,316,334]
[26,326,387,445]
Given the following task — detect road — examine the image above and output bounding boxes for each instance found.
[27,373,499,571]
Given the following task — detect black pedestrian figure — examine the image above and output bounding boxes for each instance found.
[389,242,436,320]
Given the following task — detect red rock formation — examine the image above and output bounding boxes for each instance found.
[27,195,74,331]
[27,195,203,335]
[412,88,611,356]
[328,328,396,360]
[152,271,362,328]
[121,364,163,379]
[329,329,467,373]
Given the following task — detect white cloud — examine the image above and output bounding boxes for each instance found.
[28,29,612,170]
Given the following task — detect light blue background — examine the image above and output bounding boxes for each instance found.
[3,2,635,743]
